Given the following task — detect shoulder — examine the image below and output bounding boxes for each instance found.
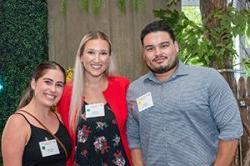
[128,73,148,90]
[184,64,218,74]
[64,81,73,94]
[59,82,73,102]
[2,113,30,139]
[184,65,222,80]
[1,113,30,163]
[57,82,73,116]
[108,76,129,83]
[108,76,130,88]
[185,65,229,89]
[6,113,29,128]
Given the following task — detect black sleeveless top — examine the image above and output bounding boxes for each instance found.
[17,113,72,166]
[75,103,129,166]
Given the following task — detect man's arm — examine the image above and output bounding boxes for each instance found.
[126,85,144,166]
[213,139,238,166]
[207,70,242,166]
[131,148,144,166]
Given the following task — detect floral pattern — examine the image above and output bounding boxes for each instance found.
[75,103,129,166]
[78,125,91,143]
[112,135,120,147]
[96,122,108,130]
[94,136,110,154]
[113,151,126,166]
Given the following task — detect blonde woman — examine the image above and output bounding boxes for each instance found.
[57,31,131,166]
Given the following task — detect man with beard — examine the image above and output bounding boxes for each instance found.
[126,20,243,166]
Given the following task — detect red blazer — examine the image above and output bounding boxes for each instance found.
[57,76,131,165]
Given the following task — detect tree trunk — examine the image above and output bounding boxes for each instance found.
[200,0,235,91]
[200,2,245,166]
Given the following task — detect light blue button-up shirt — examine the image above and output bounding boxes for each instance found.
[126,62,243,166]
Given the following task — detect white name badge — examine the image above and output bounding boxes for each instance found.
[39,139,60,157]
[85,103,105,118]
[136,92,154,112]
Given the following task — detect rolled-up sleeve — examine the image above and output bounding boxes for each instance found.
[209,70,243,140]
[126,85,141,149]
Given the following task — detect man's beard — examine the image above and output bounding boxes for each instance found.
[147,58,178,74]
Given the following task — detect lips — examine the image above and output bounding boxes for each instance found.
[44,93,56,100]
[153,56,167,64]
[90,64,103,70]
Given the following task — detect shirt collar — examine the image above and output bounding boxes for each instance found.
[144,60,189,83]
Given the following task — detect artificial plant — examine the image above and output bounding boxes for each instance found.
[60,0,144,14]
[0,0,48,143]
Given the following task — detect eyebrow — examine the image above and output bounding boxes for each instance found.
[160,41,171,45]
[43,78,64,84]
[144,41,171,48]
[85,48,109,52]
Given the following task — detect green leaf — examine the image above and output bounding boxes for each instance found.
[118,0,126,13]
[132,0,143,11]
[246,24,250,38]
[80,0,89,12]
[60,0,67,15]
[92,0,102,15]
[0,0,48,136]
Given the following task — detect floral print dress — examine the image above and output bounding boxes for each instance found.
[75,102,130,166]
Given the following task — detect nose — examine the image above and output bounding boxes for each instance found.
[50,84,56,92]
[93,53,100,62]
[155,47,161,56]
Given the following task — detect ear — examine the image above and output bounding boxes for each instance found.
[174,41,179,53]
[142,47,146,60]
[108,55,112,64]
[31,78,36,90]
[80,54,84,63]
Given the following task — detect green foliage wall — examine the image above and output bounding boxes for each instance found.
[0,0,48,146]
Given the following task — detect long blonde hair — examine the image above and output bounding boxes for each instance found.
[69,31,112,134]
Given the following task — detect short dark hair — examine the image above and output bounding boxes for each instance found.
[140,20,176,45]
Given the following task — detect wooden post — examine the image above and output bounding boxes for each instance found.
[238,77,249,165]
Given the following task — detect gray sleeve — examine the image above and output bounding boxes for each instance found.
[208,69,243,140]
[126,85,141,149]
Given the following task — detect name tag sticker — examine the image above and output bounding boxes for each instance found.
[136,92,154,112]
[85,103,105,118]
[39,139,60,157]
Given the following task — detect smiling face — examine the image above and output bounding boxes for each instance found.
[143,31,179,78]
[80,38,111,78]
[31,68,65,107]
